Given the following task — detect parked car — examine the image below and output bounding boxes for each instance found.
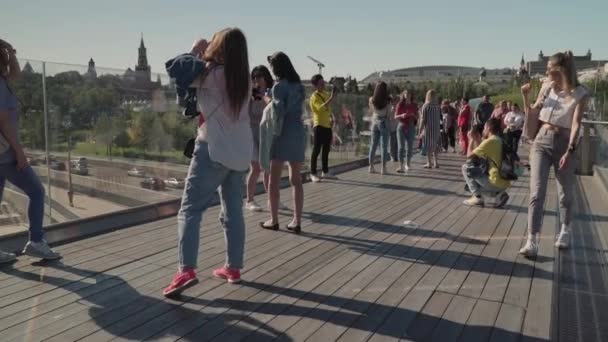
[71,157,88,168]
[71,165,89,176]
[49,160,66,171]
[163,178,185,189]
[140,177,165,191]
[127,167,146,177]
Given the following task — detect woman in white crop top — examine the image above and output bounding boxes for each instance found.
[164,28,253,296]
[519,51,589,257]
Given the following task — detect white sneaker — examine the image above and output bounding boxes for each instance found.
[405,163,410,171]
[310,174,321,183]
[245,200,263,212]
[380,166,387,175]
[22,241,61,260]
[555,230,571,249]
[321,172,337,180]
[368,165,376,174]
[519,240,538,257]
[463,195,484,207]
[0,250,17,264]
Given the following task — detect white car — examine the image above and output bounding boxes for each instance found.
[127,168,146,177]
[164,178,185,189]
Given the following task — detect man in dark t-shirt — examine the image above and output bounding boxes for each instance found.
[475,95,494,125]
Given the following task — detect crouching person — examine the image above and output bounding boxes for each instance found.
[462,118,510,208]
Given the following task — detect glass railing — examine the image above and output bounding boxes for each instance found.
[1,59,370,235]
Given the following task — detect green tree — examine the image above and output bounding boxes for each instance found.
[93,114,114,155]
[114,130,131,149]
[148,115,172,153]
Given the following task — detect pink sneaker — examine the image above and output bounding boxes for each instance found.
[163,269,198,297]
[213,266,241,284]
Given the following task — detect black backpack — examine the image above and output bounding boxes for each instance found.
[493,136,520,181]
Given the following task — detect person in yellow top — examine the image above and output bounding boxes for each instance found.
[309,74,337,182]
[462,118,511,208]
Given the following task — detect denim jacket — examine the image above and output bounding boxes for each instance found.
[165,53,206,118]
[259,80,304,171]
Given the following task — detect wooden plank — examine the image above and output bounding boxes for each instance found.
[458,191,527,298]
[336,196,477,342]
[520,188,558,341]
[271,191,464,342]
[143,169,452,342]
[503,193,557,308]
[366,203,484,341]
[238,175,465,342]
[489,302,525,342]
[3,267,175,342]
[404,291,454,341]
[457,298,502,342]
[0,155,566,342]
[53,170,418,338]
[0,261,155,328]
[428,293,477,342]
[7,174,372,342]
[436,190,516,297]
[300,199,465,342]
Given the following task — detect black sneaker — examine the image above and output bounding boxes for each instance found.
[494,192,509,208]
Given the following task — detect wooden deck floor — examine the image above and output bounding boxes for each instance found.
[0,152,568,341]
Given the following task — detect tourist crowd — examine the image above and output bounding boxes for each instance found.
[0,33,588,298]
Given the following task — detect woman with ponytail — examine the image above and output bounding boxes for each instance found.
[519,51,589,257]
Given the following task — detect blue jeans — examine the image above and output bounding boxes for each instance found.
[369,119,389,166]
[177,140,246,269]
[461,164,504,197]
[397,123,416,165]
[0,164,45,242]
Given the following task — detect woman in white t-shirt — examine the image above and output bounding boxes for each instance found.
[503,103,525,154]
[519,51,589,257]
[164,28,253,296]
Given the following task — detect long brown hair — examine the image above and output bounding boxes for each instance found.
[549,51,579,92]
[203,28,250,118]
[372,81,389,110]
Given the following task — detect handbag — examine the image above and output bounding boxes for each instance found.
[524,86,551,140]
[183,137,195,158]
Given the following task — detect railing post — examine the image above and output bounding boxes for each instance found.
[42,62,52,220]
[580,122,591,175]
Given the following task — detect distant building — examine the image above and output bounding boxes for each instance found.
[361,65,514,85]
[120,34,161,101]
[526,50,608,76]
[22,61,34,74]
[86,58,97,80]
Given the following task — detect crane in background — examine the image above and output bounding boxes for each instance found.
[307,56,326,75]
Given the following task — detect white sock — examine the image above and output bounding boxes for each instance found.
[527,233,538,244]
[560,224,570,234]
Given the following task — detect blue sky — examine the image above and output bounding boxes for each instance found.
[2,0,607,79]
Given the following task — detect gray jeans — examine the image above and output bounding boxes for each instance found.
[528,125,575,235]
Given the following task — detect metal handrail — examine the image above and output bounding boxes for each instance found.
[582,120,608,125]
[580,119,608,175]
